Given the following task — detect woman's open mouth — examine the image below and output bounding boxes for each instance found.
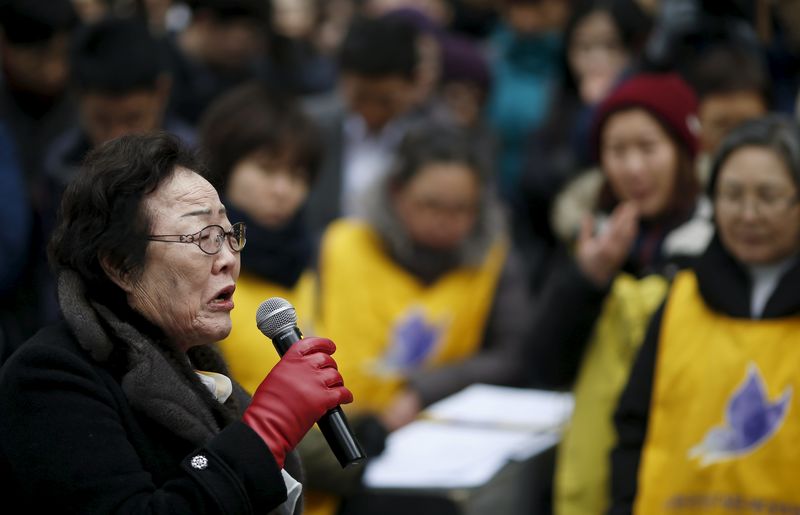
[209,285,235,311]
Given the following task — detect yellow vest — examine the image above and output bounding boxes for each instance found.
[317,219,508,413]
[219,269,317,395]
[304,220,507,515]
[555,273,669,515]
[635,271,800,514]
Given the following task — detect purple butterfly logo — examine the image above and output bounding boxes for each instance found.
[688,363,792,466]
[379,309,444,373]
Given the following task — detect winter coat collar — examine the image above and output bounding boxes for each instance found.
[694,236,800,319]
[57,270,243,446]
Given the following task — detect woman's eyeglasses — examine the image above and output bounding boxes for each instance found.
[715,189,799,218]
[148,222,246,255]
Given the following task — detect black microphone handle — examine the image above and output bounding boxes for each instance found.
[271,326,366,468]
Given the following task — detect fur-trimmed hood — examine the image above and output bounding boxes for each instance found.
[551,168,714,260]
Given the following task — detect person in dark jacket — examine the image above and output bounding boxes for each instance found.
[0,132,352,514]
[611,114,800,513]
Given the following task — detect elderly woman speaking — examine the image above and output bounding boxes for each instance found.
[0,133,352,514]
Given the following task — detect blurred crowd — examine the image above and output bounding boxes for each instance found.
[2,0,800,514]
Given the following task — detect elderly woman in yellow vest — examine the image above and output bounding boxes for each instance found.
[302,123,532,514]
[197,82,322,394]
[526,73,715,515]
[611,115,800,514]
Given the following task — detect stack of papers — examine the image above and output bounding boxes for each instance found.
[423,383,574,432]
[362,384,573,489]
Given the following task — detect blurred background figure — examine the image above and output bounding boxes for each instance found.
[0,0,79,362]
[380,7,444,119]
[486,0,569,204]
[770,0,800,115]
[304,14,422,235]
[45,16,193,203]
[380,6,498,168]
[199,81,322,395]
[364,0,453,26]
[0,120,31,363]
[312,0,358,62]
[434,33,492,133]
[683,41,772,183]
[613,114,800,513]
[300,123,532,515]
[163,0,273,124]
[71,0,110,23]
[518,0,651,292]
[641,0,799,114]
[269,0,339,95]
[528,73,713,515]
[641,0,757,74]
[0,0,78,182]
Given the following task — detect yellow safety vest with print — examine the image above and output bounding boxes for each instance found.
[316,219,508,413]
[635,270,800,514]
[219,269,317,395]
[304,219,508,515]
[556,273,669,515]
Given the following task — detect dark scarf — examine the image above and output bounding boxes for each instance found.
[57,270,245,446]
[363,178,504,285]
[391,242,463,285]
[56,271,306,514]
[694,236,800,319]
[225,202,312,288]
[625,203,698,277]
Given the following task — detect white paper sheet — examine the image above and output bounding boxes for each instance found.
[362,386,574,489]
[423,384,574,432]
[362,421,544,489]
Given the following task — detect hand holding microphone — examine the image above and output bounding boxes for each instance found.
[249,297,366,468]
[242,337,352,468]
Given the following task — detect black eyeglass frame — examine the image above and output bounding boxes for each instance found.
[148,222,246,255]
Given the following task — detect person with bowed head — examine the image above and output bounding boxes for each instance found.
[612,115,800,513]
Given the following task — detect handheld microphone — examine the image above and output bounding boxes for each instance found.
[256,297,366,468]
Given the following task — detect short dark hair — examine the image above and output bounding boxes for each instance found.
[709,114,800,195]
[338,16,418,80]
[70,17,165,95]
[686,42,772,106]
[390,123,489,188]
[198,82,322,191]
[0,0,78,45]
[49,132,204,305]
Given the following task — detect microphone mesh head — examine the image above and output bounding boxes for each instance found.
[256,297,297,338]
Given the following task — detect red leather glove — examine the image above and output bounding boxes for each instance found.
[242,337,353,468]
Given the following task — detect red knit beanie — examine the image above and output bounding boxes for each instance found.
[591,72,700,160]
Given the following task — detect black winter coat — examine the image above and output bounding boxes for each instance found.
[0,270,301,514]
